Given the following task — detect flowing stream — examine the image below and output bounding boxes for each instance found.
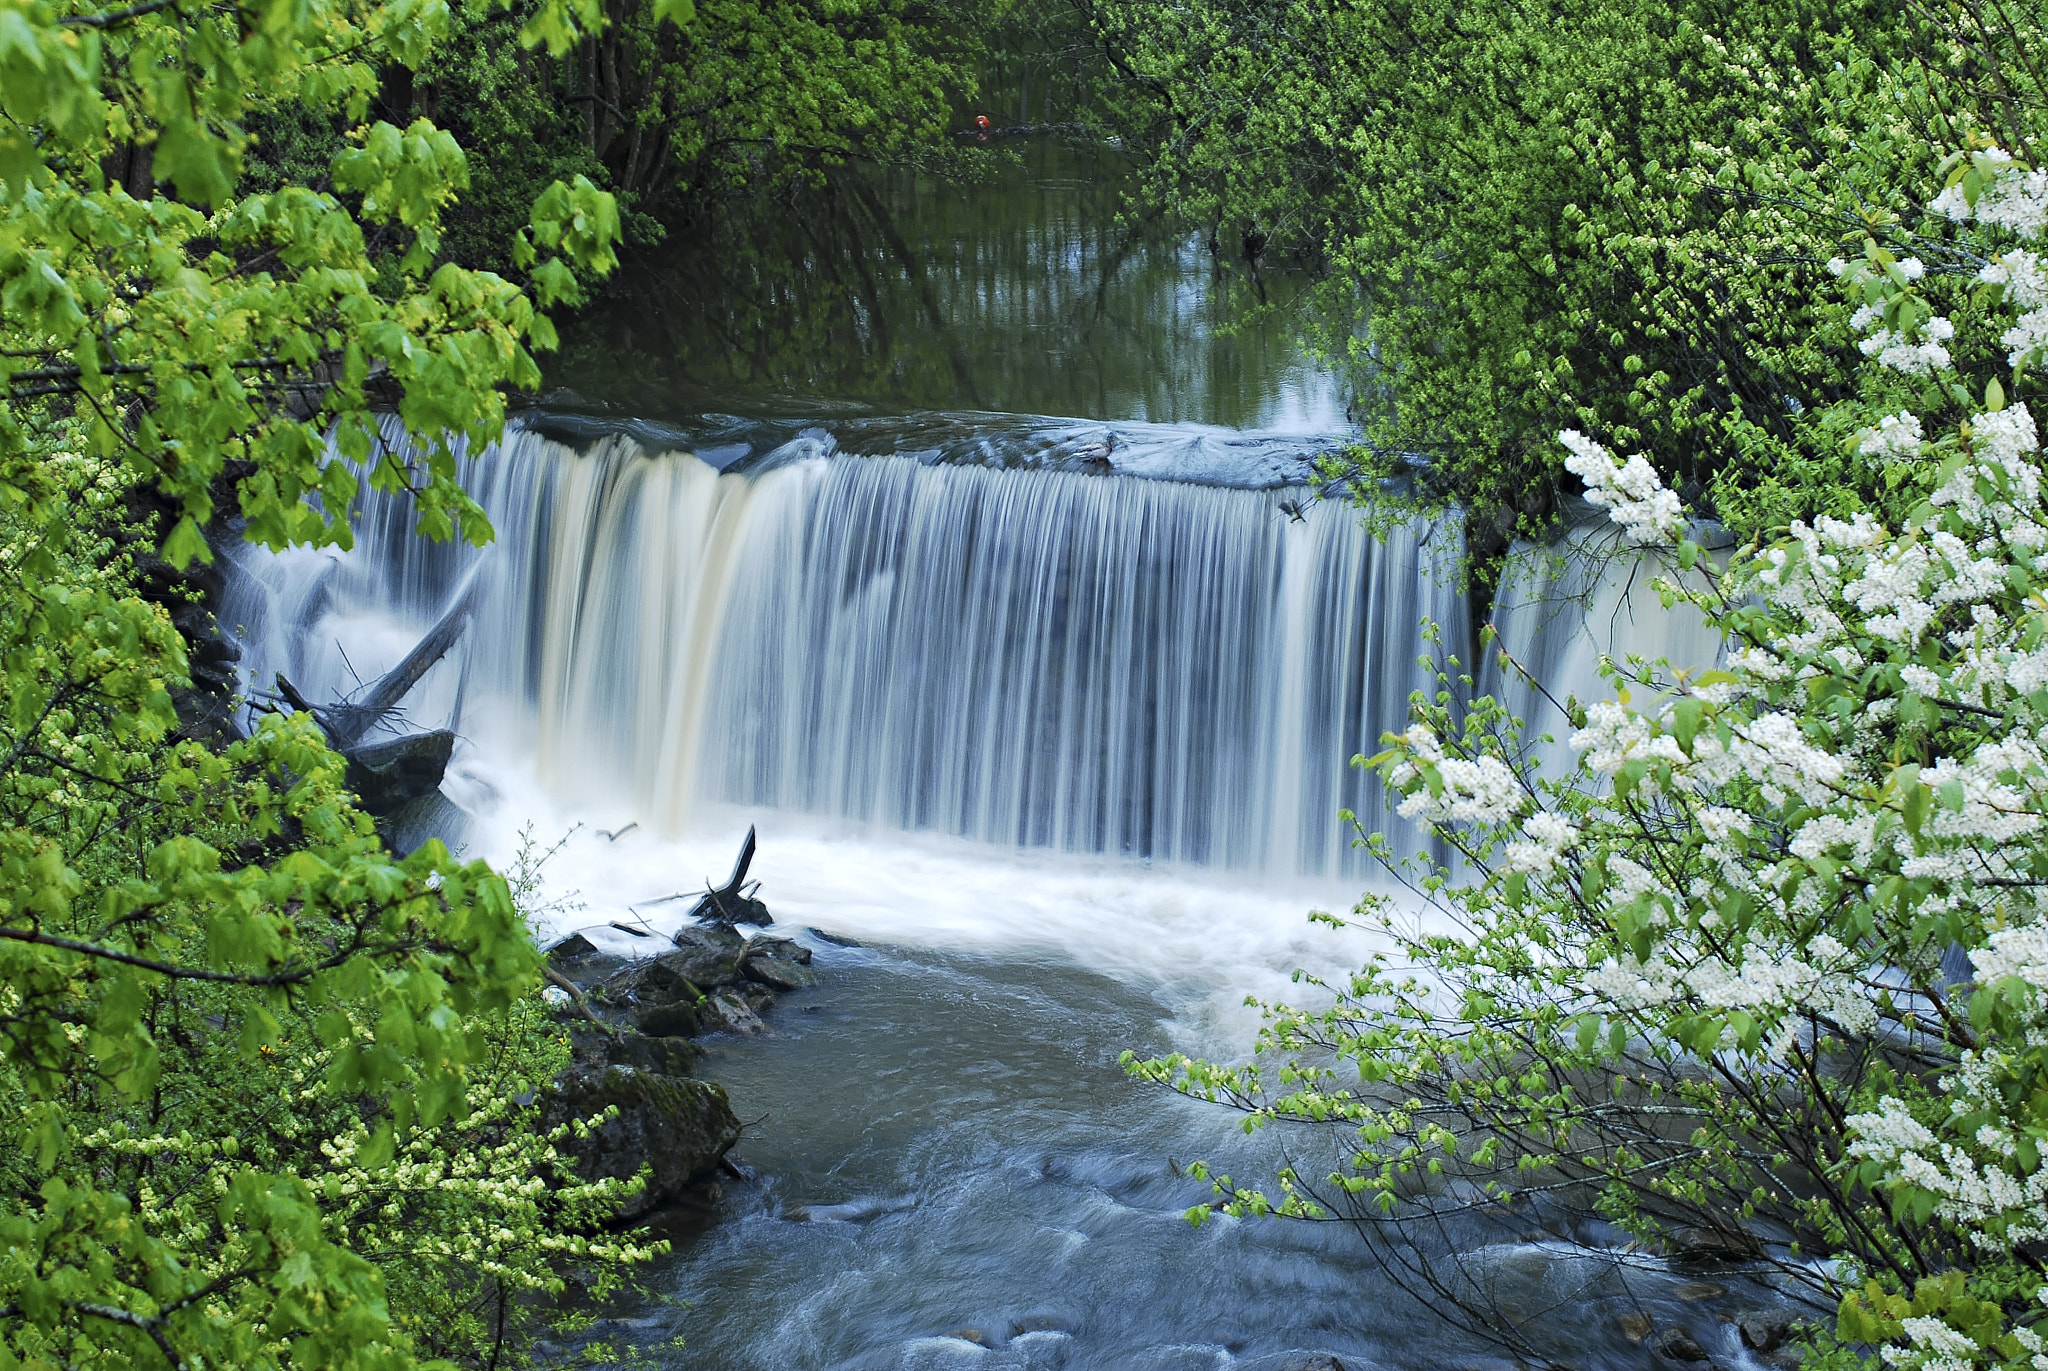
[226,140,1759,1369]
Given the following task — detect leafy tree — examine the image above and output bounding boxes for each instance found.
[1127,86,2048,1371]
[1074,0,2032,555]
[0,0,676,1361]
[263,0,989,273]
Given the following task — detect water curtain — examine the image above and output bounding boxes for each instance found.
[225,424,1470,880]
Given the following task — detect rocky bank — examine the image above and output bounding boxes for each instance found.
[540,919,824,1219]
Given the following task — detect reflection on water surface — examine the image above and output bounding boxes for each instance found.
[549,138,1344,430]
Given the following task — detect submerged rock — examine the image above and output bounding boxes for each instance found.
[1616,1313,1655,1343]
[545,1066,742,1219]
[1653,1328,1710,1363]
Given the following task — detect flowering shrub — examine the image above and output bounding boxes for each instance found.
[1129,143,2048,1367]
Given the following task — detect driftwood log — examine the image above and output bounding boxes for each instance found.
[253,570,484,822]
[267,565,484,751]
[641,827,772,928]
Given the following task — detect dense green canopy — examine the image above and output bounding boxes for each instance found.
[1076,0,2021,546]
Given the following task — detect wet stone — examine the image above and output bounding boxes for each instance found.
[1674,1281,1726,1303]
[1669,1225,1764,1267]
[1740,1312,1793,1352]
[546,932,599,963]
[657,943,745,992]
[543,1066,742,1219]
[343,730,454,816]
[635,1001,702,1039]
[1654,1329,1710,1363]
[701,987,769,1036]
[744,934,813,965]
[674,922,748,952]
[743,951,822,991]
[611,1032,702,1075]
[1617,1313,1655,1343]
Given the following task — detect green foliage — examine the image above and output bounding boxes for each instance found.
[0,0,689,1359]
[1076,0,2029,545]
[307,0,986,276]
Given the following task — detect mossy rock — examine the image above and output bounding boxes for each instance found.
[546,1066,741,1219]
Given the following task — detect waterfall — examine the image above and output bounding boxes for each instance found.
[1477,514,1727,784]
[223,425,1471,881]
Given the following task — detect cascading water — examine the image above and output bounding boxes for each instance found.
[225,420,1468,883]
[1478,510,1727,783]
[221,422,1780,1370]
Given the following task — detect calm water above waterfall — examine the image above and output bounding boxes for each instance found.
[225,138,1750,1369]
[546,139,1343,429]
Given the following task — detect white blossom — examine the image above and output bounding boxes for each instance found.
[1557,430,1685,544]
[1858,410,1925,459]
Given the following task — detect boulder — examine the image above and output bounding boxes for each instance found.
[343,730,455,817]
[634,1000,702,1039]
[660,934,747,991]
[1653,1329,1710,1363]
[1668,1224,1764,1268]
[382,790,466,856]
[544,1066,742,1219]
[604,939,743,1005]
[547,932,600,965]
[1739,1312,1795,1353]
[698,893,772,927]
[614,1033,701,1076]
[570,1026,700,1075]
[743,934,812,965]
[699,987,769,1036]
[742,944,821,991]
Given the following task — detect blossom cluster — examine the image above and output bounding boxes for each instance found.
[1372,145,2048,1369]
[1558,429,1686,543]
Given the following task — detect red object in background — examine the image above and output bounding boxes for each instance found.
[974,115,991,131]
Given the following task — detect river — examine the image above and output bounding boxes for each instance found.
[223,136,1769,1369]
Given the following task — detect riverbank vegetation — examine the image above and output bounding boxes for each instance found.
[0,0,756,1361]
[1075,0,2029,551]
[1109,2,2048,1367]
[11,0,2048,1361]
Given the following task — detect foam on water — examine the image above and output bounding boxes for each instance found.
[438,724,1381,1050]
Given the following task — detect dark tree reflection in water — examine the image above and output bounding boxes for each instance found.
[549,138,1342,430]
